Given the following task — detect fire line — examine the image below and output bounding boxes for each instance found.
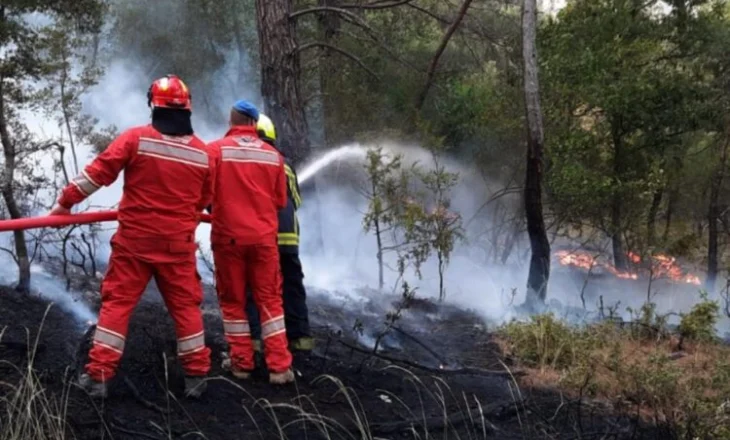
[554,249,701,286]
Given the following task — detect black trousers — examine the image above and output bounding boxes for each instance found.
[246,252,311,340]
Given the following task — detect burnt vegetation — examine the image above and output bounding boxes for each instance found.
[2,0,730,439]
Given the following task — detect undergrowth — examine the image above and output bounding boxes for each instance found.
[499,296,730,440]
[0,306,72,440]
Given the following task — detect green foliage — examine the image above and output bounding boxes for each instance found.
[407,156,464,300]
[678,292,720,343]
[361,145,463,298]
[540,0,720,252]
[502,311,730,438]
[625,302,670,341]
[361,146,409,291]
[501,314,594,370]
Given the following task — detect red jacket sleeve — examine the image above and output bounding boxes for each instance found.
[198,145,217,212]
[275,155,287,210]
[57,130,136,209]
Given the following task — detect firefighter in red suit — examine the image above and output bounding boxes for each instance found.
[207,100,294,384]
[48,75,214,399]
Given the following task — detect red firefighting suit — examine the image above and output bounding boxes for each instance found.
[57,125,214,382]
[207,125,292,374]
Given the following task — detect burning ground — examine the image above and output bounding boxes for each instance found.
[0,276,683,440]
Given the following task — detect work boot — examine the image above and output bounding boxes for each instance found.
[77,373,108,399]
[289,337,315,351]
[184,376,207,399]
[221,356,251,380]
[269,369,295,385]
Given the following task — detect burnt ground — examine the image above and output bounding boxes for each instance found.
[0,282,667,440]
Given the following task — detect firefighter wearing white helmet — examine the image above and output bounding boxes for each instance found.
[246,113,313,352]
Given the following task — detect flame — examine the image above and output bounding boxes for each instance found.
[555,250,701,285]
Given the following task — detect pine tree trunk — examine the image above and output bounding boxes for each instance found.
[647,188,663,248]
[707,135,729,292]
[317,0,340,147]
[522,0,550,305]
[610,121,629,271]
[255,0,311,164]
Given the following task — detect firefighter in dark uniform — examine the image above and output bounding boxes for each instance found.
[246,114,313,352]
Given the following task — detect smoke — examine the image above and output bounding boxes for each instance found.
[0,249,96,327]
[1,10,728,338]
[294,143,730,336]
[296,144,527,320]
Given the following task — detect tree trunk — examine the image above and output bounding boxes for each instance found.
[255,0,311,165]
[647,188,663,248]
[317,0,340,147]
[610,121,629,271]
[662,190,675,243]
[706,135,729,292]
[0,76,31,293]
[521,0,550,306]
[662,155,683,243]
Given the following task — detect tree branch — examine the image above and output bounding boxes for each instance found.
[295,42,380,80]
[290,5,419,71]
[292,1,413,17]
[338,0,414,9]
[415,0,474,110]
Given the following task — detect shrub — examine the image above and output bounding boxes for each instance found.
[678,292,719,344]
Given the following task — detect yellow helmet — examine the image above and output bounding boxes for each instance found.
[256,113,277,143]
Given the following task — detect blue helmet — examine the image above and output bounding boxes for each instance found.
[232,100,260,121]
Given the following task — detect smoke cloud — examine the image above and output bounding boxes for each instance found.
[1,20,728,337]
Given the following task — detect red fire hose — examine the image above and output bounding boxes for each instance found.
[0,211,212,232]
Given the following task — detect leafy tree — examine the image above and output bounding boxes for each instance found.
[410,157,464,301]
[0,0,104,292]
[361,146,407,291]
[541,0,707,271]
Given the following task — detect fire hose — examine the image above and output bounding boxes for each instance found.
[0,211,212,232]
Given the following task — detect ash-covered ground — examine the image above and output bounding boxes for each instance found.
[0,276,669,440]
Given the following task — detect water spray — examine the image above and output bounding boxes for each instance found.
[298,145,370,184]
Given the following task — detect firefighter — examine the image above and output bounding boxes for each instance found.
[48,75,214,399]
[245,114,313,352]
[207,100,294,384]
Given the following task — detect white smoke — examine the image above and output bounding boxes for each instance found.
[1,25,728,337]
[294,144,730,335]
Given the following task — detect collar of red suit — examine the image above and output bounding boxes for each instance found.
[225,125,258,138]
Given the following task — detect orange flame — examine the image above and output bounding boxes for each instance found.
[554,250,701,285]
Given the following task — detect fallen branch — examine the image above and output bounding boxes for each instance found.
[370,399,521,434]
[123,376,168,415]
[391,326,450,366]
[337,339,524,378]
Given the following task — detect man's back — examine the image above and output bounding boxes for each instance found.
[59,124,213,239]
[207,125,287,244]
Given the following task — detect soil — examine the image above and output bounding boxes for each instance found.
[0,283,664,440]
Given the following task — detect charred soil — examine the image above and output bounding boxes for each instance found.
[0,285,665,439]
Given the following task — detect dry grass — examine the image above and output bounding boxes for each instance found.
[0,305,73,440]
[498,305,730,439]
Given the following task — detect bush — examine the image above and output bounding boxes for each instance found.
[500,313,603,371]
[678,292,719,344]
[499,309,730,439]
